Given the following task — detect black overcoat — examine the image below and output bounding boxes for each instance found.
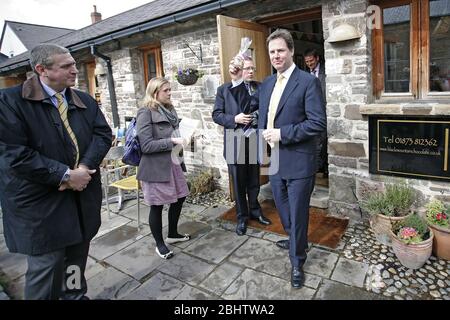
[0,75,112,255]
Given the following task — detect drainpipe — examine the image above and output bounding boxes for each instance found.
[90,45,120,128]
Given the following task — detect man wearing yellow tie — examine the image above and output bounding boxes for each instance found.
[252,29,326,288]
[0,43,112,299]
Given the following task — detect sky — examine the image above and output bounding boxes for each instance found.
[0,0,154,30]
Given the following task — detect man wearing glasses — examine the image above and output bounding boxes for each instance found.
[213,56,271,236]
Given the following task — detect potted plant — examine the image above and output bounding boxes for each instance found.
[360,182,415,246]
[173,67,204,85]
[390,213,433,269]
[425,199,450,260]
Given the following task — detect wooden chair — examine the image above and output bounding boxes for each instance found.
[101,145,141,228]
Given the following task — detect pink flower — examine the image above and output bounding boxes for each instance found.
[398,227,418,239]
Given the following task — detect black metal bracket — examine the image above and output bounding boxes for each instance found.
[184,42,202,63]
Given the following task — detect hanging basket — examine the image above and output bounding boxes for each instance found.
[177,73,199,86]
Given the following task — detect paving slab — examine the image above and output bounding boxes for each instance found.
[199,262,244,296]
[175,285,217,300]
[245,226,266,238]
[331,258,369,288]
[123,272,186,300]
[157,252,216,286]
[0,251,27,281]
[222,268,315,300]
[303,273,323,289]
[4,274,25,300]
[93,212,131,240]
[169,221,212,250]
[303,247,339,278]
[199,205,232,223]
[262,232,288,243]
[87,266,140,300]
[117,202,151,226]
[184,229,248,264]
[89,223,150,260]
[315,279,389,300]
[228,237,291,278]
[85,256,107,280]
[0,237,8,254]
[0,291,9,300]
[104,236,165,281]
[180,203,208,220]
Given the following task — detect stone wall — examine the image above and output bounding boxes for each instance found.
[323,0,450,220]
[90,0,450,219]
[95,49,144,128]
[161,29,228,189]
[322,0,372,219]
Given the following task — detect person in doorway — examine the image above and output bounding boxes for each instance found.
[213,56,271,236]
[304,48,328,176]
[136,77,190,260]
[249,29,326,288]
[0,43,112,300]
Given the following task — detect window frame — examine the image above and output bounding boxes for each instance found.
[372,0,450,101]
[140,44,164,85]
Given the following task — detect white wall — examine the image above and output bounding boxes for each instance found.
[0,24,27,57]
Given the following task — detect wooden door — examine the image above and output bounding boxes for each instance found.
[217,15,271,84]
[86,61,96,97]
[217,15,271,198]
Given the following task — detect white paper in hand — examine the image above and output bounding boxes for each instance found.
[179,117,202,142]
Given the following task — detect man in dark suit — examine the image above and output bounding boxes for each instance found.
[253,29,326,288]
[213,56,271,236]
[0,43,112,299]
[304,48,328,176]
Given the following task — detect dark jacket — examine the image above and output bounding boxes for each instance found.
[0,75,112,255]
[212,81,259,163]
[136,106,185,183]
[255,67,326,179]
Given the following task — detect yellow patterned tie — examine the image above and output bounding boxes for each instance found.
[267,74,285,129]
[55,93,79,166]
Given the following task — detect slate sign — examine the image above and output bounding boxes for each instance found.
[369,115,450,181]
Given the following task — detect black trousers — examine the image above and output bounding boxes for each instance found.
[24,240,90,300]
[228,138,262,222]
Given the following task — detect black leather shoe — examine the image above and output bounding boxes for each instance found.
[275,239,289,250]
[291,267,305,289]
[253,215,271,225]
[236,221,247,236]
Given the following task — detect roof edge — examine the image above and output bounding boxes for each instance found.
[0,0,249,73]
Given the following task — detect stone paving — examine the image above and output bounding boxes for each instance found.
[0,190,449,300]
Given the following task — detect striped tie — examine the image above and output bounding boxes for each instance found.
[55,93,79,166]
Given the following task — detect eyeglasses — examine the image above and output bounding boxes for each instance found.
[243,67,256,71]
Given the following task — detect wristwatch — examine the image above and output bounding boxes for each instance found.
[62,170,71,183]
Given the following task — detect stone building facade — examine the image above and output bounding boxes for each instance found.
[2,0,449,220]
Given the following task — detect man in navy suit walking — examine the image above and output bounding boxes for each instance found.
[252,29,326,288]
[213,56,271,236]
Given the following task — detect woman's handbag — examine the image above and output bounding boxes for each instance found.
[122,117,142,166]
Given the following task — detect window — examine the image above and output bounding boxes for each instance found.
[372,0,450,100]
[141,45,163,85]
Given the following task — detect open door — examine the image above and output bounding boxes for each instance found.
[217,15,271,84]
[217,15,271,199]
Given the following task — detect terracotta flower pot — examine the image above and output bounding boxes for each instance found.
[390,229,434,269]
[369,213,410,246]
[428,223,450,260]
